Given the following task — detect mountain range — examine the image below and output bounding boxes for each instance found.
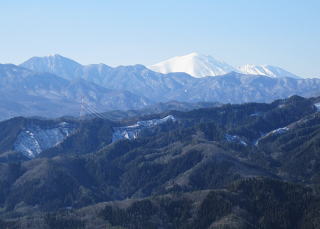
[0,63,151,120]
[0,54,318,120]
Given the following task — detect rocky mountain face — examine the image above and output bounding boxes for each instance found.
[0,96,320,228]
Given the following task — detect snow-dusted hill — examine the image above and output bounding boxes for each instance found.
[148,52,237,78]
[238,64,301,79]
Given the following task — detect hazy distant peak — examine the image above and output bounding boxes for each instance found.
[20,54,82,80]
[27,54,81,64]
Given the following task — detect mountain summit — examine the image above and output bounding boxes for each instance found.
[148,52,237,78]
[20,54,83,80]
[238,64,301,79]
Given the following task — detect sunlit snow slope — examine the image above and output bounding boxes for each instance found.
[238,64,300,79]
[149,52,237,78]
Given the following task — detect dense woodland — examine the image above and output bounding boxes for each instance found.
[0,95,319,228]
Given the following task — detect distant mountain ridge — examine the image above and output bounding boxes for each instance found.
[0,64,151,120]
[18,61,320,102]
[0,54,318,120]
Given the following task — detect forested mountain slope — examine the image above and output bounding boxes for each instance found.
[0,95,319,228]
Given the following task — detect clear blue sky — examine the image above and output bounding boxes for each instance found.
[0,0,319,77]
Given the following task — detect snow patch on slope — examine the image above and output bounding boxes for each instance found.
[315,103,320,111]
[255,127,289,146]
[225,134,247,146]
[14,122,76,158]
[112,115,175,142]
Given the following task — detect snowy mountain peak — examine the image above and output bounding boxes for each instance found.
[239,64,301,79]
[148,52,237,78]
[149,53,301,79]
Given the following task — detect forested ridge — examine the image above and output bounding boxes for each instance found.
[0,95,320,228]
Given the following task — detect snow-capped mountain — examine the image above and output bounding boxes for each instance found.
[148,52,302,79]
[239,64,301,79]
[148,52,237,78]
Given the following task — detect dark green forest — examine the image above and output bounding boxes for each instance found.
[0,95,320,228]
